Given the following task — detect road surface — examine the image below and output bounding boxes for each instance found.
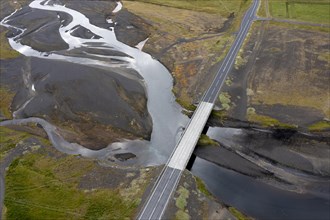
[137,0,259,219]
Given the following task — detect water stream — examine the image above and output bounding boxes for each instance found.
[191,157,330,220]
[191,127,330,220]
[0,0,188,166]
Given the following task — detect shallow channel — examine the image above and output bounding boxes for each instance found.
[191,127,330,220]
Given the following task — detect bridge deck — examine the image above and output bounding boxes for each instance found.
[168,101,214,170]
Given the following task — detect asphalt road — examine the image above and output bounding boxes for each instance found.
[138,167,182,219]
[203,0,259,103]
[137,1,259,219]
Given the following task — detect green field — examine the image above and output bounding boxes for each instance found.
[268,0,330,24]
[0,31,20,59]
[3,150,148,219]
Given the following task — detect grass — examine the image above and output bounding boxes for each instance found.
[175,210,190,220]
[194,176,212,197]
[4,151,144,219]
[175,97,197,111]
[268,20,330,32]
[175,186,190,220]
[124,0,252,108]
[175,186,189,210]
[247,108,297,129]
[219,92,231,111]
[0,86,15,119]
[229,207,251,220]
[197,134,219,146]
[308,120,330,132]
[0,127,31,160]
[268,0,330,24]
[257,0,268,17]
[0,31,20,60]
[211,109,227,120]
[124,0,251,16]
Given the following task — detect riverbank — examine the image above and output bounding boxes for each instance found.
[1,126,236,219]
[122,0,252,105]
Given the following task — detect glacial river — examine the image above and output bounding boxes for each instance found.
[0,0,188,166]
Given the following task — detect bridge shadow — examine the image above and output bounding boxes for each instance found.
[187,125,209,171]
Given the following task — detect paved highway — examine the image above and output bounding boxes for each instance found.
[203,0,259,103]
[138,0,259,219]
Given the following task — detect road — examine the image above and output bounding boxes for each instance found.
[137,0,259,219]
[203,0,259,104]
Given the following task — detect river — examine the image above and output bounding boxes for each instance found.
[0,0,188,166]
[191,127,330,220]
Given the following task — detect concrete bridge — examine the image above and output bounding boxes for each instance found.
[137,1,260,219]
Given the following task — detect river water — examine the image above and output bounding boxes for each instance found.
[0,0,188,166]
[192,157,330,220]
[191,127,330,220]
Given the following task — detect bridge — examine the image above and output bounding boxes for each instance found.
[137,0,259,219]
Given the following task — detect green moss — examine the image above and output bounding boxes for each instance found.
[0,86,15,119]
[247,110,297,129]
[219,92,231,111]
[194,176,212,197]
[174,186,190,220]
[0,127,30,160]
[229,207,251,220]
[4,151,143,219]
[175,186,189,210]
[175,98,196,111]
[197,134,219,146]
[211,109,227,120]
[0,31,20,59]
[175,210,190,220]
[225,77,233,86]
[318,52,330,62]
[308,120,330,132]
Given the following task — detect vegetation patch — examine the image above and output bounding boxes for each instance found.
[219,92,231,111]
[257,0,268,17]
[197,134,219,146]
[268,0,330,24]
[0,86,14,119]
[175,186,190,219]
[124,0,251,106]
[247,108,297,129]
[0,30,20,59]
[4,151,144,219]
[308,120,330,132]
[175,97,196,112]
[125,0,250,16]
[0,127,31,160]
[175,210,190,220]
[229,207,251,220]
[211,109,227,121]
[194,176,212,197]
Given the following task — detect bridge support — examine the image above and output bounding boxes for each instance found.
[202,125,209,134]
[186,153,196,171]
